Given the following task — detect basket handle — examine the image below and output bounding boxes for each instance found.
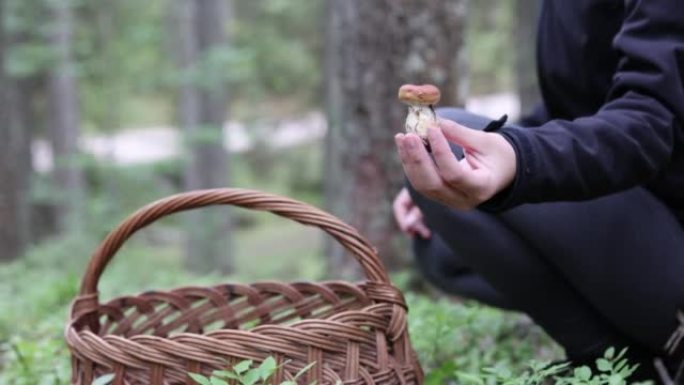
[79,188,391,296]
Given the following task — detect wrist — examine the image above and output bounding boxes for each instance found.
[491,132,517,192]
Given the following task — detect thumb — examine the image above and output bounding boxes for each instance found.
[438,118,487,150]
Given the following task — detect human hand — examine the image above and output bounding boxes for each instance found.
[392,187,431,239]
[394,118,516,210]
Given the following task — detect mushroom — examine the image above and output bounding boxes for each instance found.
[398,84,441,148]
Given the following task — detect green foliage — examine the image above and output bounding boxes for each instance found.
[5,0,55,78]
[75,0,172,130]
[4,0,327,135]
[466,0,515,94]
[406,293,563,381]
[0,332,71,385]
[232,0,323,105]
[0,243,650,385]
[189,358,317,385]
[454,348,653,385]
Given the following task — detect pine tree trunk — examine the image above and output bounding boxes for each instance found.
[515,0,541,117]
[324,0,467,277]
[0,0,31,261]
[174,0,233,274]
[47,0,84,233]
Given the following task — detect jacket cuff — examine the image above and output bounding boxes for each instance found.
[478,126,536,212]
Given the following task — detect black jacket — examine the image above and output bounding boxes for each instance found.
[485,0,684,223]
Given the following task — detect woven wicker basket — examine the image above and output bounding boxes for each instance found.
[65,188,423,385]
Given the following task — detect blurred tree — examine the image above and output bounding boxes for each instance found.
[324,0,467,277]
[47,0,85,232]
[3,0,52,252]
[6,0,61,242]
[0,0,31,261]
[466,0,514,95]
[78,0,169,131]
[173,0,233,274]
[232,0,323,109]
[515,0,541,117]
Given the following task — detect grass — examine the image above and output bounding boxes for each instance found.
[0,217,325,385]
[1,225,652,385]
[0,145,647,384]
[0,222,564,385]
[233,217,324,281]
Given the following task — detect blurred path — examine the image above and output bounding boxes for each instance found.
[33,92,519,172]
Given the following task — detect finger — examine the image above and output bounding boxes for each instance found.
[392,187,411,217]
[405,208,431,239]
[396,133,443,195]
[411,222,432,239]
[397,187,412,209]
[438,118,487,150]
[393,206,410,233]
[404,207,421,227]
[393,189,417,233]
[427,125,471,186]
[395,211,412,234]
[397,205,422,235]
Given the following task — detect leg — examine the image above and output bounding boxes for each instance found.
[408,183,639,361]
[412,233,515,310]
[498,189,684,354]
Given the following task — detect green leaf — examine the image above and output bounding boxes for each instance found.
[614,359,628,372]
[294,362,317,380]
[233,360,253,375]
[574,366,592,381]
[455,372,486,385]
[608,374,625,385]
[596,358,612,372]
[619,363,638,378]
[213,371,240,380]
[210,376,229,385]
[615,348,628,361]
[497,367,512,379]
[280,381,295,385]
[189,373,212,385]
[258,356,278,380]
[543,362,572,376]
[92,374,115,385]
[604,347,616,360]
[242,369,260,385]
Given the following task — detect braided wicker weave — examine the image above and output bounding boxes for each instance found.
[65,188,423,385]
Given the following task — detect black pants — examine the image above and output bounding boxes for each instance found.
[409,108,684,373]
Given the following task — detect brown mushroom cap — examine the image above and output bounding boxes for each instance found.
[398,84,441,105]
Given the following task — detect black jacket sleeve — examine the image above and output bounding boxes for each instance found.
[481,0,684,211]
[517,103,551,128]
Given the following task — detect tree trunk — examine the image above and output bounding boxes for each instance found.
[0,0,31,262]
[515,0,541,117]
[47,0,84,233]
[174,0,233,274]
[324,0,467,278]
